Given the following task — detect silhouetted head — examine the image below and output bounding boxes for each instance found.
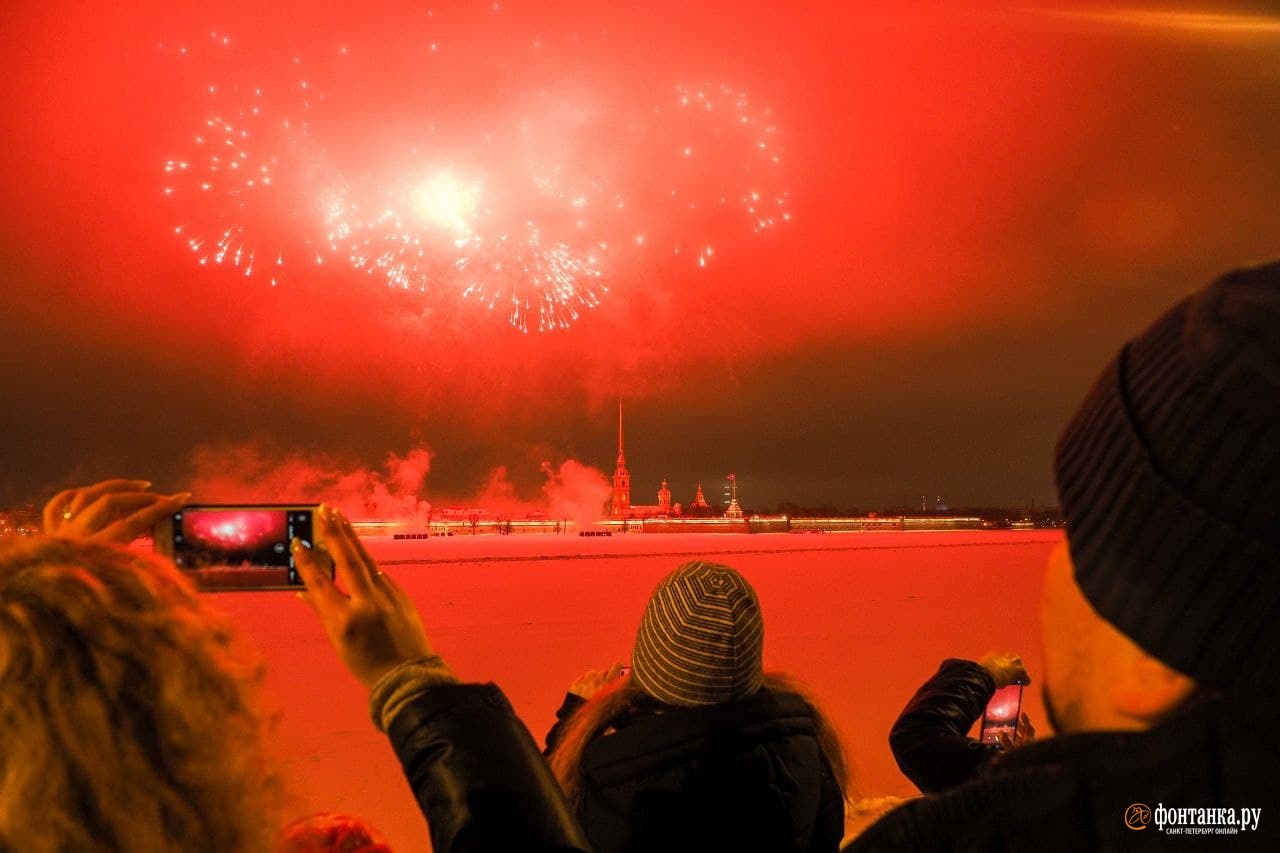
[1046,262,1280,731]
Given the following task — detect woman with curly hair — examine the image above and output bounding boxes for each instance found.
[0,480,282,851]
[545,560,850,853]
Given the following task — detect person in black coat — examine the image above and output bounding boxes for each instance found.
[847,264,1280,850]
[888,652,1034,795]
[545,561,849,853]
[295,506,591,853]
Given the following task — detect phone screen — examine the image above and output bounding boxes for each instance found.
[980,683,1023,745]
[169,506,316,589]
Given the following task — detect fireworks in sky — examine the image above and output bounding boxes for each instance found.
[161,26,791,333]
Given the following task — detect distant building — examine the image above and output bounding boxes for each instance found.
[724,473,744,519]
[608,402,672,518]
[605,403,742,520]
[923,495,951,513]
[0,505,40,538]
[609,400,632,518]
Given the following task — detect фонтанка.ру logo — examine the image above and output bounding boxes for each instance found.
[1125,803,1263,835]
[1125,804,1152,831]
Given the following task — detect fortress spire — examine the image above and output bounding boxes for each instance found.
[609,399,632,518]
[617,399,625,466]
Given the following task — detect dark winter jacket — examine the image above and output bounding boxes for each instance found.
[847,691,1278,851]
[889,659,1000,794]
[386,682,590,852]
[545,687,845,853]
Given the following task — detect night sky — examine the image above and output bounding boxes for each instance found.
[3,2,1279,512]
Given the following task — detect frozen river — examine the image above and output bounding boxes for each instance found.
[211,529,1062,849]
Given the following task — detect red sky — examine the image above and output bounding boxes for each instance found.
[2,1,1278,509]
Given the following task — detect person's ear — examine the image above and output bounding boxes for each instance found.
[1111,652,1197,727]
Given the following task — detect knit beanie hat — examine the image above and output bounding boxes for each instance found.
[1054,261,1280,694]
[631,561,765,707]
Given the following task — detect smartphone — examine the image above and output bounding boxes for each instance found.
[980,683,1023,746]
[154,504,326,591]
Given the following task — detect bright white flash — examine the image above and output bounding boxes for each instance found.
[413,170,479,236]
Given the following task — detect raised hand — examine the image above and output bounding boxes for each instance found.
[977,650,1031,688]
[568,663,627,700]
[294,505,438,689]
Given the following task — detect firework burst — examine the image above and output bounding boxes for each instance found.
[161,34,790,332]
[163,37,329,287]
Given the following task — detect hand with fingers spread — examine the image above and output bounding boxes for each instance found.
[43,479,191,545]
[294,505,437,689]
[568,663,627,700]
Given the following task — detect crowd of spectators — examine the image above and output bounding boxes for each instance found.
[1,263,1275,850]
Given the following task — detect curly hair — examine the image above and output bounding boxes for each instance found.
[0,537,283,851]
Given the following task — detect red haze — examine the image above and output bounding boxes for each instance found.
[1,3,1114,396]
[4,2,1279,507]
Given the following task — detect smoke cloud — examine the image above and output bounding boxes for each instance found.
[540,459,613,529]
[186,439,610,526]
[188,441,435,520]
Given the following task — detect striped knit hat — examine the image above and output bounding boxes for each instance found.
[1054,261,1280,693]
[631,561,765,707]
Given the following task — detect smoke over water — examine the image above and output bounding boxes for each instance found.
[186,439,610,528]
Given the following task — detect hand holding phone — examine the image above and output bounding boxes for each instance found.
[154,504,328,590]
[44,479,189,545]
[977,651,1030,689]
[294,505,438,689]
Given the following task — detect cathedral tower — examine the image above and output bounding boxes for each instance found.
[609,400,631,518]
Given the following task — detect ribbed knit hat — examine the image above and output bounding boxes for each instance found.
[631,561,765,707]
[1054,261,1280,694]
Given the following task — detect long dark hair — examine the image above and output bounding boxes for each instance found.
[548,670,852,808]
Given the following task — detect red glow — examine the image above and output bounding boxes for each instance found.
[6,2,1280,507]
[0,2,1122,403]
